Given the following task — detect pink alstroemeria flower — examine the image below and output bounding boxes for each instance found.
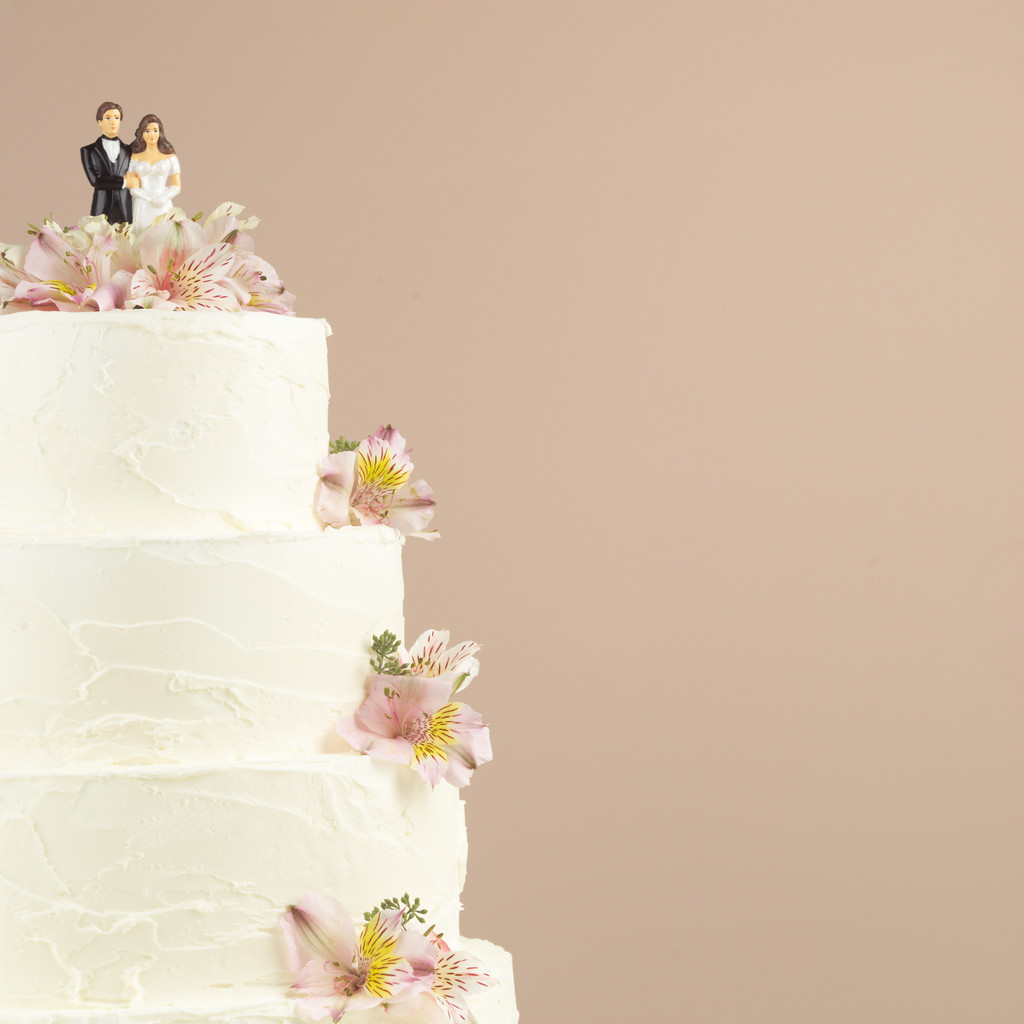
[200,201,260,246]
[1,205,294,315]
[282,892,434,1021]
[422,936,496,1024]
[337,674,492,788]
[8,221,133,311]
[401,630,481,694]
[0,241,30,307]
[232,250,296,313]
[196,202,295,313]
[316,426,437,538]
[62,215,136,278]
[129,216,248,311]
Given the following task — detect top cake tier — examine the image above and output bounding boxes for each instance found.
[0,311,330,535]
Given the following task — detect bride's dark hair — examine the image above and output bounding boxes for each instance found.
[130,114,175,155]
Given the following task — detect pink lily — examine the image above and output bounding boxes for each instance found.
[60,215,136,278]
[282,892,434,1021]
[420,936,496,1024]
[201,201,261,247]
[401,630,481,694]
[1,206,297,315]
[0,241,30,307]
[129,216,248,311]
[337,674,492,788]
[200,205,295,313]
[316,426,437,537]
[7,222,133,311]
[13,273,133,311]
[231,250,296,314]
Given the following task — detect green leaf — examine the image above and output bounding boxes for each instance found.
[370,631,411,676]
[329,435,360,454]
[363,894,430,928]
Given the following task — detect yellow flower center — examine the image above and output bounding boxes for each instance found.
[43,280,78,296]
[355,913,404,999]
[357,449,410,493]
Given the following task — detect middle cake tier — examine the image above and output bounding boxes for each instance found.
[0,527,404,770]
[0,758,468,1010]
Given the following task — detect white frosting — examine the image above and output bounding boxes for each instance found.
[0,940,516,1023]
[0,528,404,769]
[0,311,331,535]
[0,759,469,1010]
[0,311,517,1022]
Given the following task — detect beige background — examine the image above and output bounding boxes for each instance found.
[3,1,1022,1020]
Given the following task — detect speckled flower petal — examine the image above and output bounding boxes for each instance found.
[315,451,358,527]
[281,891,357,972]
[429,946,496,1023]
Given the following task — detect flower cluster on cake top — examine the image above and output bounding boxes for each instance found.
[338,629,492,789]
[0,203,295,314]
[317,426,437,538]
[282,891,494,1023]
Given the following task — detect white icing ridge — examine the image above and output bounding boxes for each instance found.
[0,528,404,769]
[0,311,331,536]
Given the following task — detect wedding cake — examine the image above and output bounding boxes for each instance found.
[0,211,517,1023]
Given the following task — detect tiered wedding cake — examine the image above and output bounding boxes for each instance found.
[0,215,516,1023]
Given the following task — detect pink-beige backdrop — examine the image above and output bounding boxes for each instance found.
[3,2,1022,1021]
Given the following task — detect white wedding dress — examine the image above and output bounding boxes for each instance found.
[129,155,181,230]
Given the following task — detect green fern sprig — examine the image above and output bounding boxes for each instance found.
[370,631,411,676]
[329,435,360,454]
[363,893,435,935]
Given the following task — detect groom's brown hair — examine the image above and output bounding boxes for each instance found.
[95,101,123,121]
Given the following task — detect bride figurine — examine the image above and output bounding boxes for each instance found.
[128,114,181,231]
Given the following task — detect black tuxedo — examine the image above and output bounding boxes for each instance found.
[80,137,133,224]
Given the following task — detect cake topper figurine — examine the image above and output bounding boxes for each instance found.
[128,114,182,231]
[80,102,138,226]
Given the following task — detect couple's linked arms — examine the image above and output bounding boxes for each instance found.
[80,146,142,192]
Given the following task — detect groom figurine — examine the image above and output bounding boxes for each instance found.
[80,102,140,224]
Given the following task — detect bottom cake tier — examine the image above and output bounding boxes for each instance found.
[0,758,515,1017]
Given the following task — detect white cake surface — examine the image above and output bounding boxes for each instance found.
[0,759,468,1009]
[0,940,516,1024]
[0,311,518,1023]
[0,528,404,769]
[0,311,330,535]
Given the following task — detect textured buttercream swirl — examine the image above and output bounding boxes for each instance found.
[0,759,469,1010]
[0,935,516,1021]
[0,310,330,535]
[0,529,404,769]
[0,311,518,1023]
